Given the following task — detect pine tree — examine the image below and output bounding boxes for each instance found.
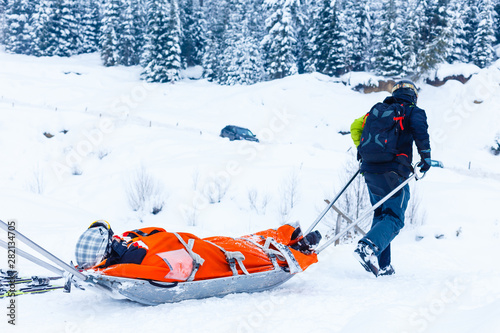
[142,0,182,82]
[262,0,298,80]
[328,5,348,77]
[80,0,100,53]
[218,0,263,85]
[100,0,120,66]
[119,0,146,66]
[401,0,423,75]
[202,0,229,81]
[0,0,7,44]
[31,0,51,56]
[180,0,206,67]
[58,0,80,56]
[417,0,453,75]
[131,0,147,59]
[494,0,500,44]
[463,0,479,62]
[447,0,469,63]
[290,0,310,74]
[471,0,496,68]
[374,0,404,76]
[344,0,372,72]
[3,0,36,54]
[308,0,348,76]
[32,0,81,57]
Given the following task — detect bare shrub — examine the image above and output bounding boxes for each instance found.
[282,169,300,209]
[204,176,229,204]
[491,137,500,156]
[28,164,45,194]
[329,153,370,243]
[192,168,200,191]
[248,188,270,215]
[97,148,110,160]
[126,167,167,215]
[71,165,83,175]
[278,169,301,223]
[185,206,199,227]
[339,153,369,221]
[405,183,426,228]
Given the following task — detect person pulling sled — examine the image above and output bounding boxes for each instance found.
[350,80,431,277]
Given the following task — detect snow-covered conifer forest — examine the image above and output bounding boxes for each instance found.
[1,0,499,83]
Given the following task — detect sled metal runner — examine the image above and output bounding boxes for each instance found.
[88,268,293,306]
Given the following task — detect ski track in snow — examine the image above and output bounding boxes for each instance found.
[1,52,500,333]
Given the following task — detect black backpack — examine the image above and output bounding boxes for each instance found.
[358,102,407,163]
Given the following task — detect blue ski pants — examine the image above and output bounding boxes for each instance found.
[360,172,410,269]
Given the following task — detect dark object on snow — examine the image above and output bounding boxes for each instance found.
[220,125,259,142]
[43,132,54,138]
[425,74,472,87]
[491,139,500,156]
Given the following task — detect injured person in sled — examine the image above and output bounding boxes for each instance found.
[75,221,322,283]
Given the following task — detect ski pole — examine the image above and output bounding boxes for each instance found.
[0,238,64,276]
[315,172,416,253]
[305,168,360,235]
[0,219,87,281]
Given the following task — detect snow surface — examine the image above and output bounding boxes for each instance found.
[1,51,500,333]
[428,62,481,81]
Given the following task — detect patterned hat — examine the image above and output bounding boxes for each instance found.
[75,220,113,269]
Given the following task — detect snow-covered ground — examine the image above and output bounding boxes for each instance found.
[1,50,500,333]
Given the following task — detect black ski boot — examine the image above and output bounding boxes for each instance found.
[378,264,395,276]
[353,241,379,277]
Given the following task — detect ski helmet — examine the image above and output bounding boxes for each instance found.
[392,80,418,102]
[75,220,113,269]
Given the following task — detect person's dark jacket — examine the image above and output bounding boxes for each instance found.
[360,90,431,178]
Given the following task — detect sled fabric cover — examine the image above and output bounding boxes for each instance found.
[93,224,318,282]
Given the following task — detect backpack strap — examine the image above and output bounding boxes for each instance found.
[124,228,163,239]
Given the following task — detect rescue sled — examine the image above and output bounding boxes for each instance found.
[0,163,441,305]
[87,267,293,306]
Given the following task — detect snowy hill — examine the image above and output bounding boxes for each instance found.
[1,51,500,333]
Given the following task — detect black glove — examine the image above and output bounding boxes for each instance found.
[291,231,322,254]
[418,150,431,172]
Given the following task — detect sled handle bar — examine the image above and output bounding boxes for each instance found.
[0,219,87,281]
[315,167,419,254]
[0,238,65,276]
[313,160,443,253]
[304,168,361,235]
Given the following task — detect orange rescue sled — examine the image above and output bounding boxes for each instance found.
[85,224,318,305]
